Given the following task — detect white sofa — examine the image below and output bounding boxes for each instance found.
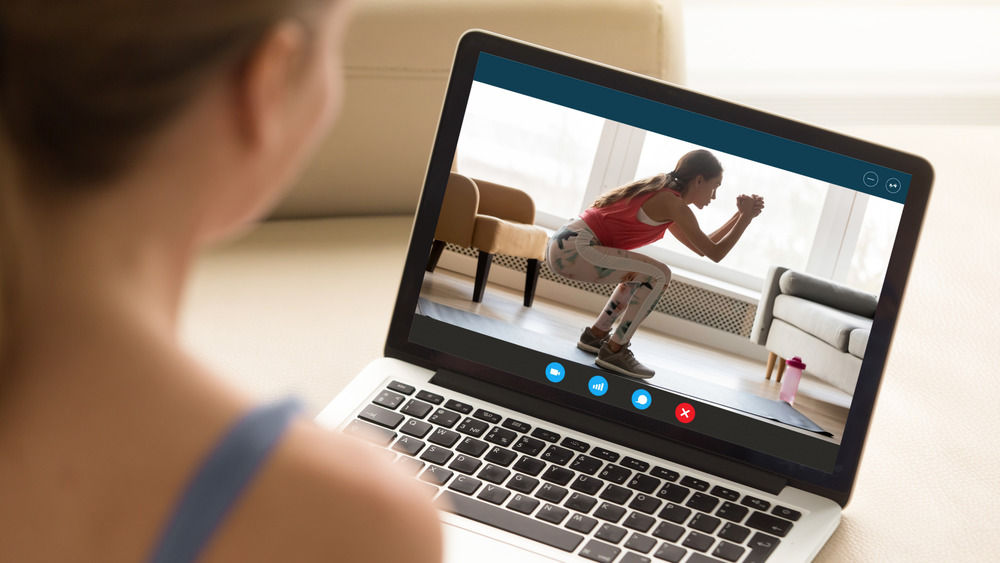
[177,0,1000,559]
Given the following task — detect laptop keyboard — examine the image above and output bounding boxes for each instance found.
[344,379,803,563]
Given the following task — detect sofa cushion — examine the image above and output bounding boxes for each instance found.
[472,216,549,259]
[773,294,874,352]
[779,269,877,318]
[849,328,870,358]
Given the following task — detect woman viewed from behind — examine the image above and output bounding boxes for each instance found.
[0,1,442,562]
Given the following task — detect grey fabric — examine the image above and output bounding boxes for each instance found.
[749,265,788,345]
[768,319,863,394]
[773,295,873,352]
[779,269,877,318]
[849,328,870,358]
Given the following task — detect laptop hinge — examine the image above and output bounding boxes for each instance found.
[430,368,788,495]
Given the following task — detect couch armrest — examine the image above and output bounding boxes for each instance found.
[473,178,536,225]
[779,270,878,318]
[750,265,788,345]
[433,173,480,247]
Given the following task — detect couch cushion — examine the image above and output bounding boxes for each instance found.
[849,328,870,358]
[472,216,549,259]
[773,294,874,352]
[779,269,877,318]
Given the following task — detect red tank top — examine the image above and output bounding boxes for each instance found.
[580,189,680,250]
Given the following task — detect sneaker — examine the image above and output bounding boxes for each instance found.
[576,327,608,354]
[596,342,655,379]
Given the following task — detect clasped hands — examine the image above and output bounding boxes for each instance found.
[737,194,765,218]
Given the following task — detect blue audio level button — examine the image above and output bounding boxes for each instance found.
[588,375,609,397]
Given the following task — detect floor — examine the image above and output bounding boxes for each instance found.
[419,267,851,442]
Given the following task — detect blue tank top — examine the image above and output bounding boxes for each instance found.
[146,398,301,563]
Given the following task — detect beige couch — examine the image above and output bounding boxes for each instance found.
[178,1,1000,559]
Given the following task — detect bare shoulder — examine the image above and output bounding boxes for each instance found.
[644,189,689,223]
[202,417,443,563]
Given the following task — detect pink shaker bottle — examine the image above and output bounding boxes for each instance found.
[779,357,806,404]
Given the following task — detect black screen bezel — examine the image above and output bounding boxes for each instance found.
[384,30,933,506]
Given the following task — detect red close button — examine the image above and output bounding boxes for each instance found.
[675,403,695,423]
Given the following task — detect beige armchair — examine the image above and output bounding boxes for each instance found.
[426,172,549,306]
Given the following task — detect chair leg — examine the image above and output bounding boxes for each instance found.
[426,240,446,272]
[524,258,541,307]
[765,352,777,380]
[776,357,787,382]
[473,251,493,303]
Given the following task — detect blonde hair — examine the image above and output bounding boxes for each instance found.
[591,149,723,208]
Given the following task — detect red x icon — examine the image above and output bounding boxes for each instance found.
[675,403,695,423]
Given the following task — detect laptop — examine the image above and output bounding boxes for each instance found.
[316,30,933,563]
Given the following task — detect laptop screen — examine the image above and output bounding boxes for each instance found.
[389,32,931,497]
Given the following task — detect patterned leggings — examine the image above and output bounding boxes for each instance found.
[546,219,671,346]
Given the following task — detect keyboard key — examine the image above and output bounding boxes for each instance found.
[745,532,780,563]
[628,493,662,515]
[456,417,489,437]
[561,437,590,452]
[591,447,621,462]
[651,466,679,482]
[598,464,631,485]
[473,408,502,424]
[502,418,531,433]
[565,492,598,513]
[400,399,434,419]
[656,483,690,503]
[512,455,545,476]
[507,494,540,515]
[566,513,599,534]
[579,539,621,563]
[400,418,432,438]
[512,436,546,456]
[623,511,655,533]
[358,404,404,429]
[508,473,539,494]
[437,491,583,552]
[690,512,721,534]
[651,520,684,542]
[594,502,626,523]
[627,474,661,494]
[456,437,489,457]
[680,476,710,492]
[624,532,657,554]
[570,474,604,495]
[393,455,424,476]
[420,465,453,486]
[772,505,802,521]
[746,511,793,537]
[620,456,649,472]
[428,408,461,428]
[415,390,443,404]
[716,501,749,523]
[686,492,719,513]
[448,475,482,495]
[477,464,511,485]
[373,390,406,409]
[484,426,517,447]
[541,466,575,486]
[387,380,415,395]
[741,495,771,512]
[428,427,461,447]
[536,483,568,504]
[444,399,473,414]
[392,436,425,456]
[595,522,628,544]
[710,486,740,501]
[477,484,511,505]
[658,503,691,524]
[653,542,687,563]
[541,445,575,466]
[599,483,633,505]
[419,445,453,465]
[531,427,561,443]
[484,446,517,467]
[448,454,482,475]
[621,552,652,563]
[719,522,751,543]
[570,454,604,475]
[536,503,569,525]
[344,419,396,446]
[682,530,715,553]
[712,541,746,562]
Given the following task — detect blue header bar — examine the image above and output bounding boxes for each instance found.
[473,53,910,204]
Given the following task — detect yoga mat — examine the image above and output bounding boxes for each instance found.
[418,297,833,437]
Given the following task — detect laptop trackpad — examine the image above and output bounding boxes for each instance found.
[442,520,562,563]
